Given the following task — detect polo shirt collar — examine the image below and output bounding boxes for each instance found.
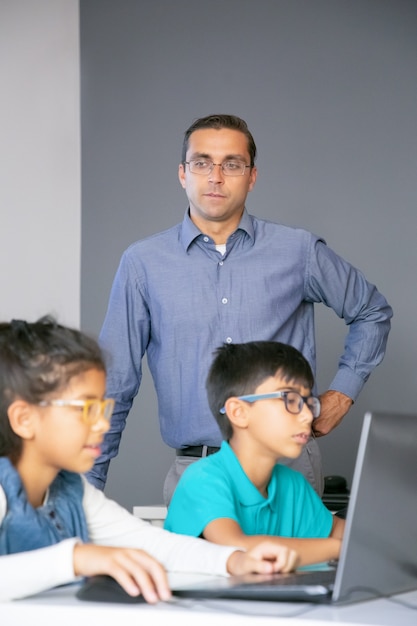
[222,441,279,511]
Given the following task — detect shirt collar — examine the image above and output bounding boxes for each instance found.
[221,441,278,510]
[180,208,255,252]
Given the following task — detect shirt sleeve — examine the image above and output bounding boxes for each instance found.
[86,250,150,489]
[306,237,393,401]
[82,478,237,576]
[0,538,79,602]
[0,479,238,602]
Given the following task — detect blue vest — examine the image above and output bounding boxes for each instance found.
[0,457,89,555]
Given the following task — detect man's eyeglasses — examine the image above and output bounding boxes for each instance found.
[219,391,320,418]
[38,398,115,425]
[185,159,251,176]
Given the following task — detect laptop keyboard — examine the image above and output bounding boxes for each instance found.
[240,568,336,588]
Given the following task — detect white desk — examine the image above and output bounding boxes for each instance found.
[2,575,417,626]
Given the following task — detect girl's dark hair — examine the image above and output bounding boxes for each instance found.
[206,341,314,440]
[181,114,257,167]
[0,315,105,462]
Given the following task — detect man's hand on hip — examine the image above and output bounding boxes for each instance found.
[312,390,353,437]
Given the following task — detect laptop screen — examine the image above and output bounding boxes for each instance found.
[332,411,417,603]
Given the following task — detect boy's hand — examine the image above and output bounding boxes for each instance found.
[73,543,171,603]
[226,541,299,576]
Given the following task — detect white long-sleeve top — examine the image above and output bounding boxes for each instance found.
[0,477,237,602]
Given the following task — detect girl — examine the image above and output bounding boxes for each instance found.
[0,316,297,602]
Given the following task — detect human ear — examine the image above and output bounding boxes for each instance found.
[178,163,186,189]
[248,165,257,192]
[7,400,36,440]
[224,398,249,429]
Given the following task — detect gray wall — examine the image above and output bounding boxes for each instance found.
[80,0,417,511]
[1,0,80,327]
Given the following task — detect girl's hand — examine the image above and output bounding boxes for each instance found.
[73,543,171,603]
[226,541,299,576]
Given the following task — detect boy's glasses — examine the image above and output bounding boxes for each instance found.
[219,391,320,418]
[38,398,115,424]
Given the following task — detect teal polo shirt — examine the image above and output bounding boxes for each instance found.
[164,441,333,538]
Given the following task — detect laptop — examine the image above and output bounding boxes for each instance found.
[77,411,417,606]
[171,411,417,605]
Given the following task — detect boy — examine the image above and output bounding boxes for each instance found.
[165,341,345,566]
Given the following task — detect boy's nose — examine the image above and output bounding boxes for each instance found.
[300,405,314,425]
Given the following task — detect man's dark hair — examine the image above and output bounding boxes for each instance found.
[181,114,257,167]
[206,341,314,440]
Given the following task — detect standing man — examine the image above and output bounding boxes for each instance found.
[87,114,392,504]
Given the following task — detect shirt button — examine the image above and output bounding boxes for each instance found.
[219,261,223,266]
[203,236,209,242]
[222,298,228,304]
[226,337,232,343]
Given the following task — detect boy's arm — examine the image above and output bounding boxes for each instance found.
[329,514,345,541]
[203,517,344,567]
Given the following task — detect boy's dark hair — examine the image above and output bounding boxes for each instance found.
[206,341,314,440]
[181,114,257,167]
[0,315,105,462]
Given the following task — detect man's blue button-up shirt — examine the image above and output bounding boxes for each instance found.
[91,210,392,487]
